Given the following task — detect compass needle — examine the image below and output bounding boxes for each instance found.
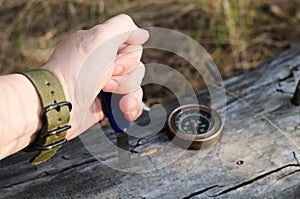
[167,104,223,150]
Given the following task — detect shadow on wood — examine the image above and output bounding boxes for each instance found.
[1,43,300,198]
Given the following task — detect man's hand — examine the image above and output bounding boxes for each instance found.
[43,14,149,140]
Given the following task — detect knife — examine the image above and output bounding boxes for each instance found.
[98,91,131,169]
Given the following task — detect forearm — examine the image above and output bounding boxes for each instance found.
[0,74,42,160]
[0,15,148,162]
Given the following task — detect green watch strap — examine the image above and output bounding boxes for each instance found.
[20,69,72,165]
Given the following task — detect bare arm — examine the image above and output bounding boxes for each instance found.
[0,14,148,160]
[0,74,42,159]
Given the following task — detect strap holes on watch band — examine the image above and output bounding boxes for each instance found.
[52,101,61,112]
[19,70,72,164]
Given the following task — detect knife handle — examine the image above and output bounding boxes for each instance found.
[98,91,130,133]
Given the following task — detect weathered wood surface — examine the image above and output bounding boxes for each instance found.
[1,43,300,199]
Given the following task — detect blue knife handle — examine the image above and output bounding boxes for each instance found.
[99,91,130,133]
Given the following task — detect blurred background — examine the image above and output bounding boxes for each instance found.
[0,0,299,103]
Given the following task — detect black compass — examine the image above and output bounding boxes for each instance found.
[167,104,223,149]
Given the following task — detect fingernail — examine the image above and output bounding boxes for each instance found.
[113,65,123,75]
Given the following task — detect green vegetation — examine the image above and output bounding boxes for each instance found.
[0,0,299,101]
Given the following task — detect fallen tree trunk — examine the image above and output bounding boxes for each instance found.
[1,43,300,199]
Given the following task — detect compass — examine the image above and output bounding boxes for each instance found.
[167,104,223,149]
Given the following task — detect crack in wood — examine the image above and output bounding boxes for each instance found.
[275,87,294,95]
[276,64,300,94]
[130,138,149,153]
[277,69,294,82]
[182,153,300,198]
[293,151,299,165]
[181,185,223,199]
[0,157,97,189]
[1,44,300,198]
[146,156,158,171]
[277,169,300,180]
[211,156,300,197]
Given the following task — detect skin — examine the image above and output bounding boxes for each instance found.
[0,14,149,160]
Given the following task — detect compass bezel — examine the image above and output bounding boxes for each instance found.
[167,104,223,149]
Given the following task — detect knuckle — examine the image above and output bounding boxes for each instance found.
[113,14,136,28]
[116,14,133,22]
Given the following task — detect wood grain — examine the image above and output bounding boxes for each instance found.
[1,43,300,198]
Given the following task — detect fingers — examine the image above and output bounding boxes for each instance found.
[100,14,149,45]
[93,87,143,123]
[82,14,149,54]
[119,87,143,121]
[102,62,145,94]
[113,44,143,76]
[125,28,149,45]
[94,96,105,121]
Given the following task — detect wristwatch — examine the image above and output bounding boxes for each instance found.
[20,69,72,165]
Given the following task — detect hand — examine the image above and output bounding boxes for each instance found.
[42,14,149,140]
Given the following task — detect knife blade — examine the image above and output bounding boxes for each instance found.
[98,91,131,169]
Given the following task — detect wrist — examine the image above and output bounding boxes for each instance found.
[41,65,72,103]
[41,66,77,137]
[16,74,43,134]
[0,74,42,159]
[19,69,72,164]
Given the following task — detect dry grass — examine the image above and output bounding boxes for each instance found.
[0,0,299,102]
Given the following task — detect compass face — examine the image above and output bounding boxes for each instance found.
[167,104,223,149]
[174,109,212,135]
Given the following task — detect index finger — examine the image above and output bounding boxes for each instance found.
[84,14,149,53]
[113,44,143,76]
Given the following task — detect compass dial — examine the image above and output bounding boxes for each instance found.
[175,109,212,135]
[167,104,223,149]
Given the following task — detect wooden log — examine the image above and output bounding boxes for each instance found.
[1,43,300,198]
